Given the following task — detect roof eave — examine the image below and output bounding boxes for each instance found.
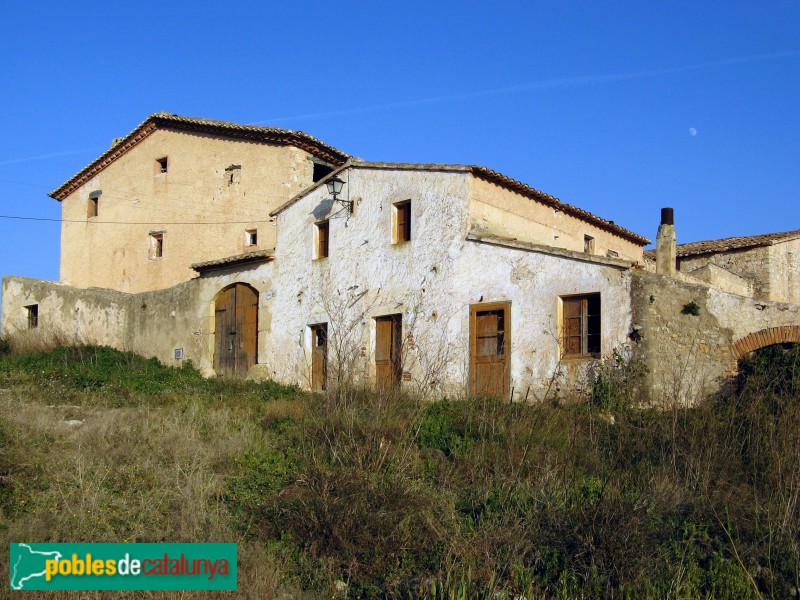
[469,166,650,246]
[191,250,274,273]
[49,113,350,201]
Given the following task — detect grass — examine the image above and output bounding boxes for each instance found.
[1,339,799,598]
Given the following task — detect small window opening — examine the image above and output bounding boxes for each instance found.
[315,221,329,259]
[25,304,39,329]
[393,200,411,243]
[150,232,164,259]
[88,197,99,218]
[156,157,168,174]
[245,229,257,247]
[606,249,619,258]
[313,163,334,183]
[225,164,241,185]
[562,293,601,357]
[584,235,595,254]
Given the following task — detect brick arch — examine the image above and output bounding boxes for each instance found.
[732,326,800,359]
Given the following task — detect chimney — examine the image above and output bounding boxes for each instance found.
[656,207,676,276]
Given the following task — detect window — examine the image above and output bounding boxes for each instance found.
[562,293,601,357]
[312,162,334,183]
[225,164,241,185]
[476,308,506,357]
[245,229,257,247]
[315,221,329,259]
[584,235,595,254]
[156,157,168,174]
[88,191,100,218]
[149,232,164,259]
[393,200,411,243]
[25,304,38,329]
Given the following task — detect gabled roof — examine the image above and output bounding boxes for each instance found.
[470,165,650,245]
[644,229,800,259]
[49,112,350,201]
[270,160,650,246]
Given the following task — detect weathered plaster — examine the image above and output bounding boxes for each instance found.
[631,270,800,405]
[268,165,634,399]
[2,261,274,376]
[469,176,644,262]
[59,129,316,293]
[676,239,800,305]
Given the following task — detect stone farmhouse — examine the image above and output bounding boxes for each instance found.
[2,113,799,403]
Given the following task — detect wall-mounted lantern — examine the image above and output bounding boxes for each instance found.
[326,175,351,213]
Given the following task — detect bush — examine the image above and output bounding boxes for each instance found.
[0,337,10,355]
[416,400,478,456]
[5,343,800,597]
[591,347,649,412]
[681,300,701,316]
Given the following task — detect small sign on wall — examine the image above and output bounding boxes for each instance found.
[174,348,184,360]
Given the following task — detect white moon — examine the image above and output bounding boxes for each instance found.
[689,128,697,136]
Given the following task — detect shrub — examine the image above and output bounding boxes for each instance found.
[5,343,800,597]
[591,347,649,412]
[681,300,701,315]
[416,400,477,456]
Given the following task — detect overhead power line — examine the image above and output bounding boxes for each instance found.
[0,215,275,225]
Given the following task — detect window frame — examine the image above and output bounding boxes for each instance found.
[314,220,329,259]
[584,235,595,255]
[25,304,39,329]
[245,229,258,247]
[149,232,164,259]
[392,200,412,244]
[87,191,101,219]
[560,293,601,359]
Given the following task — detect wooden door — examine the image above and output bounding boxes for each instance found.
[214,284,258,377]
[470,303,510,398]
[311,324,327,391]
[375,315,402,388]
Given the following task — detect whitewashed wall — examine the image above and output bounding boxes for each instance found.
[267,166,634,399]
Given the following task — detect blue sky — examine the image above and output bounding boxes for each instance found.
[1,1,798,289]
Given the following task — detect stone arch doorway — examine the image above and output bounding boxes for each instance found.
[732,326,800,359]
[214,283,258,377]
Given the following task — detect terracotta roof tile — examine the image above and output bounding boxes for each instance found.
[191,249,273,272]
[50,114,649,246]
[50,112,350,200]
[271,160,649,246]
[644,229,800,259]
[469,166,649,245]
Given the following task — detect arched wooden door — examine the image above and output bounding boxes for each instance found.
[214,284,258,377]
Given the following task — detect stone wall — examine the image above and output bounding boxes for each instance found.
[272,164,635,399]
[631,270,800,405]
[678,240,800,303]
[2,262,275,376]
[769,239,800,304]
[1,276,130,349]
